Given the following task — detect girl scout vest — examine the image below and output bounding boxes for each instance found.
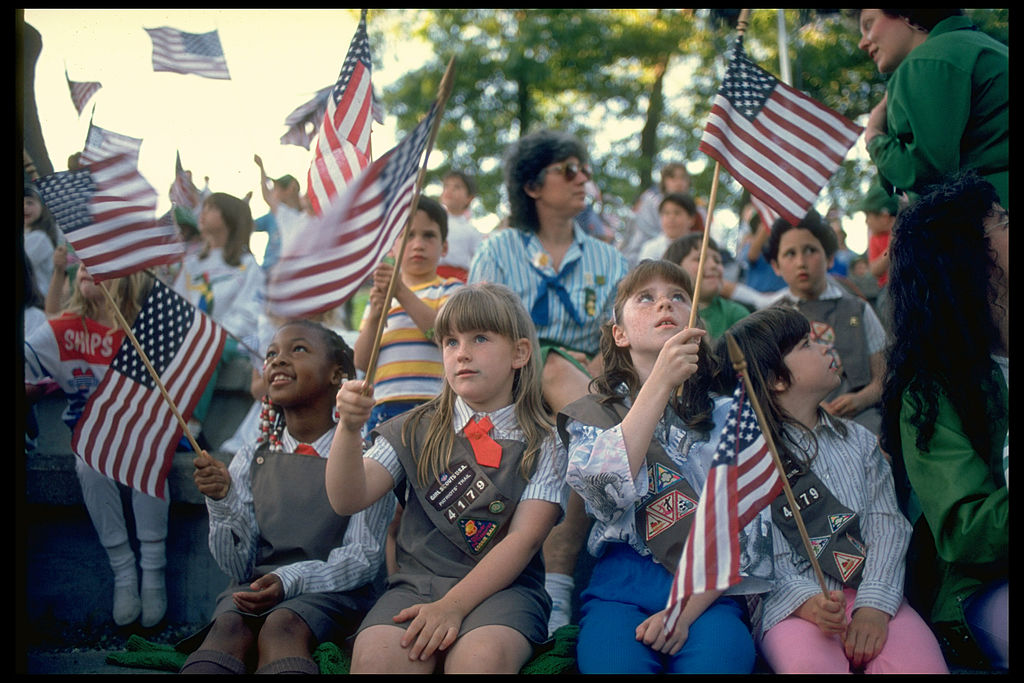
[250,449,351,576]
[373,409,539,578]
[557,394,702,574]
[784,296,872,391]
[770,454,867,587]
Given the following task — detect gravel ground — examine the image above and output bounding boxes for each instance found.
[23,619,203,654]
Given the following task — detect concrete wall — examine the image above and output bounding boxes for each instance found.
[21,357,256,634]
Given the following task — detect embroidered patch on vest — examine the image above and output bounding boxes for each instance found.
[459,518,499,555]
[644,489,698,541]
[833,551,865,583]
[809,535,830,558]
[647,462,684,495]
[828,512,856,533]
[846,532,867,556]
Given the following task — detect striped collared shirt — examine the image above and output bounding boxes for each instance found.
[467,223,627,356]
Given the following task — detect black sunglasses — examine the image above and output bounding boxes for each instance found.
[542,161,592,183]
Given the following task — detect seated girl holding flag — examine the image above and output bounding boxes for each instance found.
[720,307,947,673]
[559,260,772,674]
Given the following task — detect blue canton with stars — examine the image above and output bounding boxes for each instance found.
[34,170,96,234]
[333,16,372,107]
[719,37,779,122]
[110,282,193,389]
[712,387,761,468]
[182,30,225,58]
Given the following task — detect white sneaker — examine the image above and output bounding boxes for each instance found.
[113,585,141,626]
[141,586,167,628]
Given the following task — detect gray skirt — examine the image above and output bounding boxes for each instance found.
[357,571,550,646]
[177,580,376,654]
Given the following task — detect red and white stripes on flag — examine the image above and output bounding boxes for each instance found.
[700,36,862,227]
[34,154,184,281]
[66,69,101,116]
[144,27,231,80]
[170,151,201,214]
[750,194,781,232]
[73,281,226,499]
[81,122,142,167]
[267,102,437,318]
[663,380,784,636]
[307,10,376,216]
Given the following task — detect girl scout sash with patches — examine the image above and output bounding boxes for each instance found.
[374,413,526,561]
[558,394,701,573]
[771,458,867,587]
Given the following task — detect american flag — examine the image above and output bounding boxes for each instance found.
[170,151,201,214]
[34,154,184,281]
[267,102,437,318]
[65,69,101,116]
[144,27,231,80]
[81,122,142,167]
[750,194,781,232]
[73,280,226,500]
[700,36,861,227]
[306,10,377,216]
[283,83,384,151]
[663,380,784,636]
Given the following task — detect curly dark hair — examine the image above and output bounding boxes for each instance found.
[880,170,1003,501]
[503,129,588,233]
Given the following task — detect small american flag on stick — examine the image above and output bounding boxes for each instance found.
[699,35,861,227]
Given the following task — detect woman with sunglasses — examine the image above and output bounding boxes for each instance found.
[468,129,628,636]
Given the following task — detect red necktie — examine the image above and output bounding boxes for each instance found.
[464,416,502,468]
[294,443,318,457]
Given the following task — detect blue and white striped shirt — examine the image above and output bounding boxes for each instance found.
[760,415,911,634]
[468,223,627,356]
[205,428,395,599]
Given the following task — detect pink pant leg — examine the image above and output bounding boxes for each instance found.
[863,599,949,674]
[760,614,851,673]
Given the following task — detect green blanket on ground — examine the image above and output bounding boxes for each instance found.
[106,625,580,674]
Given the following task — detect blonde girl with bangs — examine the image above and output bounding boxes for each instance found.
[327,282,568,674]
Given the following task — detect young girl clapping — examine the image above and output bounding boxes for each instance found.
[327,283,567,674]
[722,307,947,673]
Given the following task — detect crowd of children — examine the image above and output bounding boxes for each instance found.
[23,19,1007,665]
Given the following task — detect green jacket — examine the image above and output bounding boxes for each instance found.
[698,295,749,343]
[899,364,1008,626]
[868,15,1009,207]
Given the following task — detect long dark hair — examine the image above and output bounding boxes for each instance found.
[881,171,1003,471]
[592,259,717,433]
[199,192,253,266]
[716,306,847,470]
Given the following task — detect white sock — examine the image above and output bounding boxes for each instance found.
[106,542,141,626]
[545,573,575,635]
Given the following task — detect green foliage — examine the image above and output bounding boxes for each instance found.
[371,9,1007,239]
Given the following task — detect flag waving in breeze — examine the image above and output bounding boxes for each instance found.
[34,154,184,281]
[73,280,227,499]
[65,68,101,116]
[267,102,438,318]
[144,27,231,80]
[307,10,377,216]
[81,121,142,167]
[699,35,862,227]
[663,380,784,636]
[170,151,202,215]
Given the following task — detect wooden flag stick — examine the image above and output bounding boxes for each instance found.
[725,332,831,598]
[362,56,457,393]
[99,279,203,455]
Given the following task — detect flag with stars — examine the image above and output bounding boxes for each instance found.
[663,379,784,636]
[144,27,231,80]
[80,122,142,167]
[72,280,227,500]
[34,154,184,281]
[267,101,437,318]
[307,9,378,216]
[699,35,862,227]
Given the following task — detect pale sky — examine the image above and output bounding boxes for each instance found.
[24,10,431,223]
[24,8,869,256]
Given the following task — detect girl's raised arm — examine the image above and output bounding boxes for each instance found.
[326,378,395,515]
